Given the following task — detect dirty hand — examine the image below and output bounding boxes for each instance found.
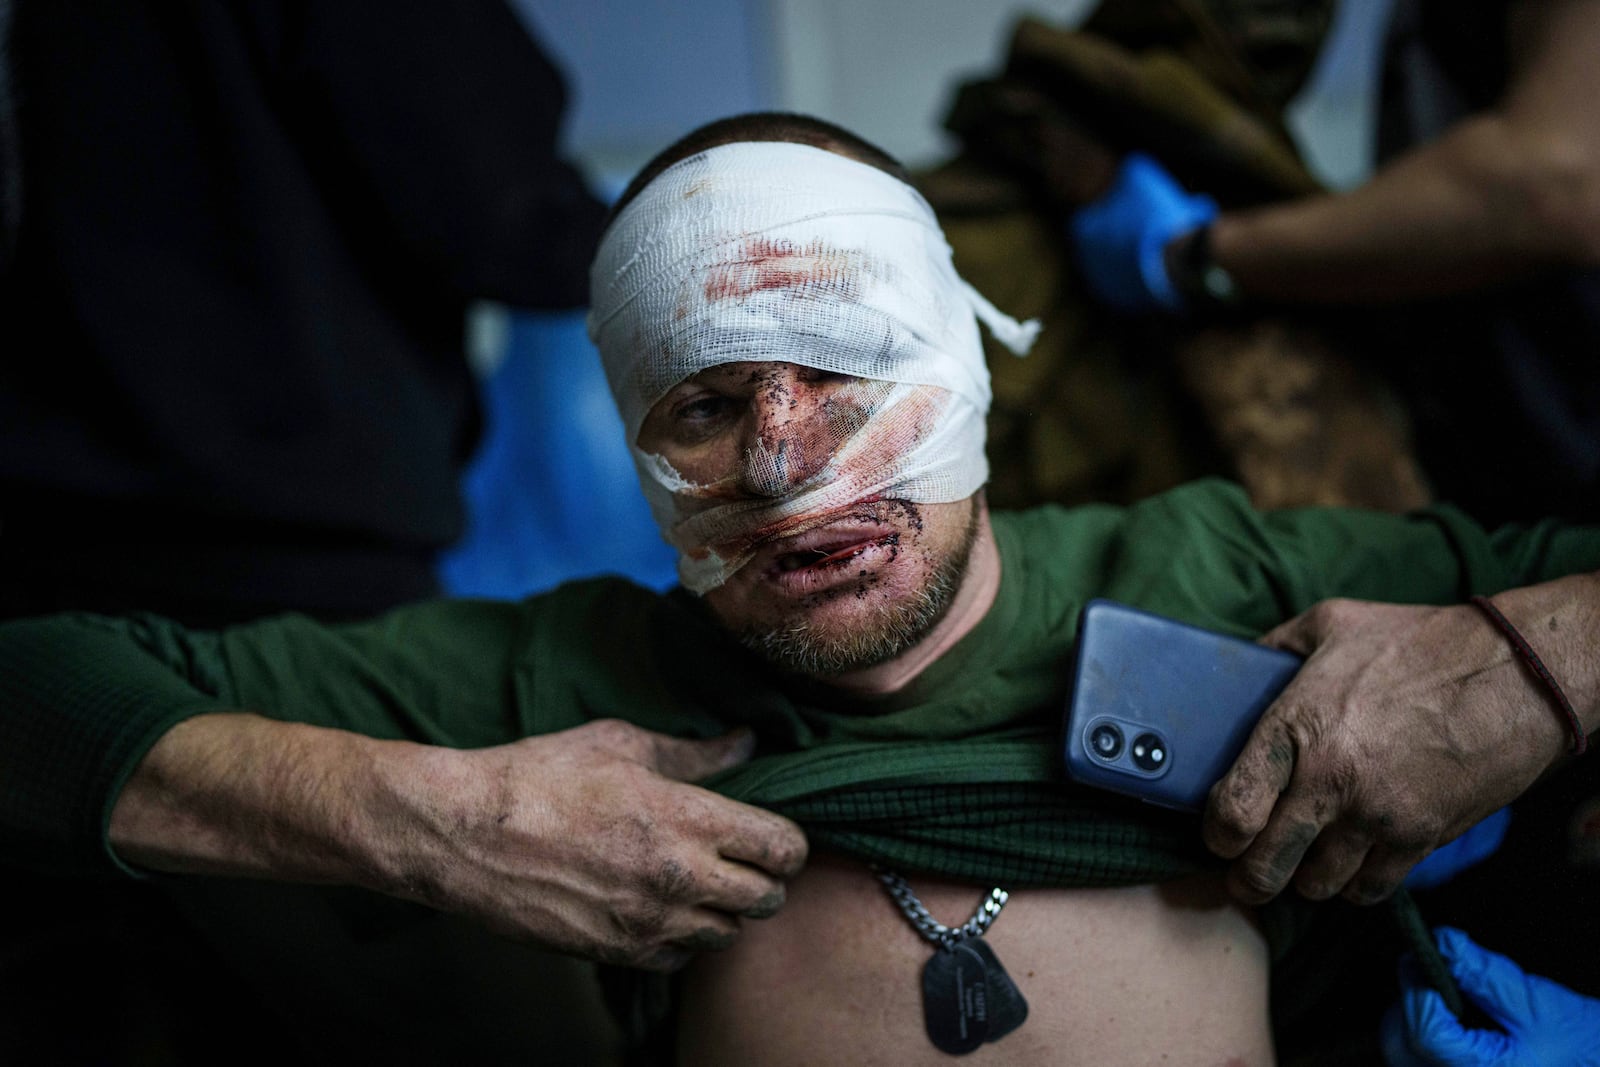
[1383,928,1600,1066]
[377,718,808,970]
[1069,152,1216,312]
[1202,598,1569,905]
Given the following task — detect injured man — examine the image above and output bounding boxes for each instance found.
[3,113,1599,1066]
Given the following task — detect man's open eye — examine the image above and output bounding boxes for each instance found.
[671,392,737,439]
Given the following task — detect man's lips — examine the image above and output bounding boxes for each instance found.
[755,520,898,579]
[772,536,884,573]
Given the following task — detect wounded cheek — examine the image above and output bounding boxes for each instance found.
[823,387,874,442]
[701,387,950,549]
[668,379,896,500]
[741,380,891,494]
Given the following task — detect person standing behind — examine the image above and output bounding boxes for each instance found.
[1071,0,1600,528]
[0,0,606,625]
[0,5,802,1064]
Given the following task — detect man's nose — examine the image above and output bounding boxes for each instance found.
[738,366,844,497]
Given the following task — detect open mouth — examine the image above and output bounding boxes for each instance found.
[755,513,901,584]
[773,537,887,573]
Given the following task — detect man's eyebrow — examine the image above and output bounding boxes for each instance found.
[686,366,748,389]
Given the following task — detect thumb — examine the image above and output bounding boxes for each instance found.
[1398,952,1512,1066]
[1436,928,1536,1036]
[1402,985,1515,1065]
[1258,609,1321,656]
[647,728,757,782]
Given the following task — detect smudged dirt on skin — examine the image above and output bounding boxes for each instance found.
[703,237,877,303]
[782,501,931,608]
[748,363,799,416]
[661,374,953,596]
[675,385,947,558]
[669,368,889,503]
[744,369,882,497]
[748,372,887,445]
[707,498,890,563]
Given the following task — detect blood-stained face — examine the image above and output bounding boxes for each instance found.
[639,361,981,675]
[590,140,1034,597]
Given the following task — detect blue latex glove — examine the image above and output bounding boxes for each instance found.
[1382,927,1600,1066]
[1403,807,1512,890]
[1069,152,1217,313]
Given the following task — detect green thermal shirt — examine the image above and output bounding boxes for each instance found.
[2,479,1597,887]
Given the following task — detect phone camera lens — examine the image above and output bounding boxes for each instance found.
[1088,722,1123,761]
[1130,732,1167,773]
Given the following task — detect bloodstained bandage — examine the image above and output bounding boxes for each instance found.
[588,141,1038,592]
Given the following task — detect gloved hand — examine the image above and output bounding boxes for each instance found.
[1069,152,1216,313]
[1403,807,1512,890]
[1382,927,1600,1066]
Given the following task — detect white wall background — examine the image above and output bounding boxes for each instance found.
[765,0,1099,169]
[1286,0,1395,189]
[513,0,1394,192]
[512,0,776,185]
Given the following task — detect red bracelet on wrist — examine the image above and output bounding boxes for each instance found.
[1469,595,1587,756]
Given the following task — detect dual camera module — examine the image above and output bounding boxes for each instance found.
[1087,719,1168,775]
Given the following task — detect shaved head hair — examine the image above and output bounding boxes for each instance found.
[606,111,911,228]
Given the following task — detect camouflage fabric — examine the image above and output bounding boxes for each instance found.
[922,1,1431,516]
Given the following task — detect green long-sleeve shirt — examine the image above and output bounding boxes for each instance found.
[3,480,1596,884]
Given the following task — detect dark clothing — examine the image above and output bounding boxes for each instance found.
[0,4,608,1062]
[1376,0,1600,526]
[1353,0,1600,1026]
[0,0,606,624]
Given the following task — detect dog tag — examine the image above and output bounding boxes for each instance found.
[922,941,991,1055]
[965,938,1029,1042]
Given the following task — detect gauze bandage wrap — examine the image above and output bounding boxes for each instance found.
[588,141,1037,593]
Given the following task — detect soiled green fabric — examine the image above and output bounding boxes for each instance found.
[929,4,1424,521]
[4,479,1596,892]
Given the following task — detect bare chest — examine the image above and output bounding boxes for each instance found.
[675,852,1275,1066]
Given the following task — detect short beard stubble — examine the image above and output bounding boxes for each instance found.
[736,499,981,677]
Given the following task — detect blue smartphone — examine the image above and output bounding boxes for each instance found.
[1062,598,1303,812]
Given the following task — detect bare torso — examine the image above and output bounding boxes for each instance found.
[677,852,1273,1066]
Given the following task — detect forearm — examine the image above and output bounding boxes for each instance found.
[111,712,809,966]
[0,614,241,876]
[0,591,560,876]
[108,711,432,897]
[1210,0,1600,305]
[1471,570,1600,754]
[1209,114,1600,304]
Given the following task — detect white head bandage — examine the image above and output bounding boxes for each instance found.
[588,141,1038,593]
